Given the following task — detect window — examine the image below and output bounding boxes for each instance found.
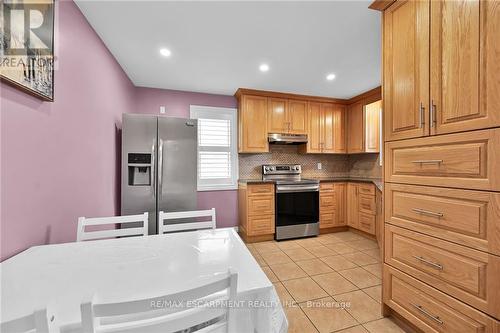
[190,105,238,191]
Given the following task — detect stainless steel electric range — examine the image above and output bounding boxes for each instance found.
[262,164,320,241]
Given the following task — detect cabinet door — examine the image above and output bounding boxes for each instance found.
[335,182,347,226]
[306,102,323,153]
[288,100,308,134]
[430,0,500,135]
[268,98,288,133]
[365,100,381,153]
[383,0,430,141]
[240,95,269,153]
[347,183,359,228]
[347,101,364,153]
[333,105,347,153]
[321,103,335,153]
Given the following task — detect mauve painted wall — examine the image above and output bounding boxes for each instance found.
[133,87,239,229]
[0,1,136,261]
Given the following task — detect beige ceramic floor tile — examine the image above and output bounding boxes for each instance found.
[283,247,315,261]
[253,254,268,267]
[334,290,383,323]
[300,297,358,333]
[295,237,324,248]
[333,232,365,242]
[295,258,334,276]
[273,282,297,306]
[349,239,379,251]
[326,242,358,254]
[363,318,407,333]
[362,248,382,261]
[311,272,358,296]
[248,247,260,256]
[342,252,379,266]
[362,285,382,303]
[276,240,302,250]
[308,245,338,258]
[253,241,281,254]
[261,266,279,283]
[317,234,344,245]
[336,325,369,333]
[363,263,382,278]
[270,262,308,281]
[285,305,319,333]
[260,250,293,265]
[320,255,358,271]
[338,267,381,289]
[283,277,328,302]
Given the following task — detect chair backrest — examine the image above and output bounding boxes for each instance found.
[158,208,216,234]
[77,213,148,242]
[80,269,237,333]
[0,308,58,333]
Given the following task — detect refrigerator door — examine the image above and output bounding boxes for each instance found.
[121,114,158,235]
[158,117,198,223]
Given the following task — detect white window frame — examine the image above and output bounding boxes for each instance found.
[190,105,238,191]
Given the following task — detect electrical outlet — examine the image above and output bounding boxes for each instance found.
[317,162,322,170]
[160,106,166,114]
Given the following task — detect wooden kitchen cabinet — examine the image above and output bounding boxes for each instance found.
[267,98,288,134]
[383,0,500,142]
[319,182,347,229]
[238,183,275,241]
[268,98,308,135]
[238,95,269,153]
[288,100,308,134]
[347,101,364,153]
[347,183,359,229]
[302,102,346,154]
[347,182,376,235]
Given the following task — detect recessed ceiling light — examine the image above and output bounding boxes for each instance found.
[259,64,270,72]
[326,73,336,81]
[160,48,172,57]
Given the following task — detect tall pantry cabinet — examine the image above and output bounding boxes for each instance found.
[372,0,500,330]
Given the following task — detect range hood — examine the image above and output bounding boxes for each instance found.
[268,133,308,145]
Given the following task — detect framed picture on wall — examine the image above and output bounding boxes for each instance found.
[0,0,55,101]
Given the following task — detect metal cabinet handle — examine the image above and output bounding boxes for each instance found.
[410,303,444,325]
[413,256,443,270]
[430,100,437,128]
[412,160,443,164]
[411,208,444,218]
[158,139,164,200]
[419,102,425,128]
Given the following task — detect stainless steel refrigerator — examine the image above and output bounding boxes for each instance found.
[121,114,197,235]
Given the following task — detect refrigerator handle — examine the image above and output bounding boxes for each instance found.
[158,139,164,201]
[151,141,155,194]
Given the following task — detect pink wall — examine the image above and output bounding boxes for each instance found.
[0,1,136,260]
[134,87,238,229]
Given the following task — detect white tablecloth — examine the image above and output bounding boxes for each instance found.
[0,228,287,333]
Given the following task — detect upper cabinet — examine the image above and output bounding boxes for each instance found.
[288,100,308,134]
[238,95,269,153]
[267,98,308,134]
[384,0,500,142]
[347,89,381,153]
[302,102,346,154]
[267,98,288,133]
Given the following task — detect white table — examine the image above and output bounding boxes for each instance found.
[0,228,287,333]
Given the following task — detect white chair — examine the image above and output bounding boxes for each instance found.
[0,308,58,333]
[80,269,237,333]
[158,208,216,234]
[77,213,148,242]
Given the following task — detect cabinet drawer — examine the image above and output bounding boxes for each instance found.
[385,225,500,318]
[359,194,376,214]
[248,195,274,216]
[385,183,500,256]
[384,265,500,333]
[247,184,274,196]
[385,128,500,191]
[320,211,336,229]
[320,193,335,209]
[248,215,274,236]
[358,212,375,235]
[358,183,375,195]
[320,182,335,192]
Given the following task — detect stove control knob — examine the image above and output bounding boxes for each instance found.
[270,166,275,171]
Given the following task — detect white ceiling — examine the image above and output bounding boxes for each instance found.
[76,1,381,99]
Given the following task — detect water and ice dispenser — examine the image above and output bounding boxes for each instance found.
[128,153,152,186]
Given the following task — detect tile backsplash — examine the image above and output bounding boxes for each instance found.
[238,145,382,180]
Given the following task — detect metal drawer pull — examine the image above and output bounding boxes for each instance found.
[419,102,425,128]
[412,208,444,217]
[412,160,443,164]
[413,255,443,270]
[410,303,444,325]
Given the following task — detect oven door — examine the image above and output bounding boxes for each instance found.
[275,185,319,228]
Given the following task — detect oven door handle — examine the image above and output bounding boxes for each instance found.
[276,185,320,193]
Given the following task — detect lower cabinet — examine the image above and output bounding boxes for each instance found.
[319,182,347,229]
[238,183,275,240]
[347,182,377,235]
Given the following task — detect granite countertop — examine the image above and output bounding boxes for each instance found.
[239,177,383,191]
